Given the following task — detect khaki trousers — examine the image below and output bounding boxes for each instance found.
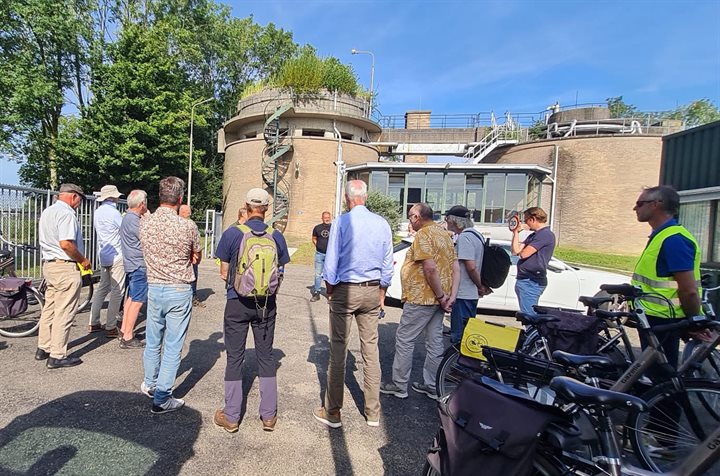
[324,284,381,420]
[38,262,82,359]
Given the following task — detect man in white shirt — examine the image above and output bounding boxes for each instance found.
[89,184,126,338]
[36,183,92,369]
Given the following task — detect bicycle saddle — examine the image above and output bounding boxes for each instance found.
[0,249,11,260]
[599,283,640,298]
[550,376,647,412]
[578,295,613,309]
[515,312,558,326]
[551,351,616,371]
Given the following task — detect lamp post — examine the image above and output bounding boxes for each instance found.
[351,49,375,117]
[188,97,213,207]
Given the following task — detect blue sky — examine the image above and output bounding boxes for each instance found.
[3,0,719,185]
[229,0,720,116]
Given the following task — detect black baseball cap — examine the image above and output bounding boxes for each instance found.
[445,205,470,218]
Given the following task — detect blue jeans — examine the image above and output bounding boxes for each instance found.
[514,279,546,316]
[450,298,478,345]
[143,283,193,405]
[313,252,326,293]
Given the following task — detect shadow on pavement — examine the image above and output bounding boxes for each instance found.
[175,331,224,398]
[0,391,201,475]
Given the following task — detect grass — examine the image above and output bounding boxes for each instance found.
[288,242,316,266]
[554,247,637,274]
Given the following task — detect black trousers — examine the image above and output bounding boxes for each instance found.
[223,297,277,381]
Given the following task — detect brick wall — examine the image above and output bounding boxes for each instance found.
[492,136,663,254]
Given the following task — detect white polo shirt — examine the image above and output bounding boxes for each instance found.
[38,200,84,261]
[94,201,123,266]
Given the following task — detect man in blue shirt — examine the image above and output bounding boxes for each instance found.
[213,188,290,434]
[511,207,556,316]
[313,180,393,429]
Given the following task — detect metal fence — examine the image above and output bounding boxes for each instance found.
[0,183,127,279]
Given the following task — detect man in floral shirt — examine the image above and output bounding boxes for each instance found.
[139,176,201,414]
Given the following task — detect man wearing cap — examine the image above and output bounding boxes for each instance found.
[380,202,459,401]
[139,176,201,414]
[89,184,126,337]
[444,205,491,345]
[213,188,290,433]
[313,180,393,429]
[36,184,92,369]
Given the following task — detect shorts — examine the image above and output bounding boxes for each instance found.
[126,268,148,303]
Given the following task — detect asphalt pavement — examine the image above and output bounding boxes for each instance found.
[0,261,454,476]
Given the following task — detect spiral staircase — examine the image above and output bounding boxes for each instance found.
[262,104,294,231]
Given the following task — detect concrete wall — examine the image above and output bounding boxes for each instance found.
[223,137,379,241]
[489,136,663,254]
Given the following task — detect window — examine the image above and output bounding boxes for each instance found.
[425,173,444,213]
[302,129,325,137]
[445,173,465,214]
[505,173,527,219]
[406,172,425,216]
[340,132,353,141]
[388,174,405,213]
[484,174,506,223]
[679,201,712,262]
[465,175,484,222]
[369,171,388,194]
[244,131,257,139]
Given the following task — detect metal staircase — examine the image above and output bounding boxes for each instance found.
[463,112,520,163]
[262,104,294,230]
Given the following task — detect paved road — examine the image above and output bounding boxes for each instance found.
[0,261,466,476]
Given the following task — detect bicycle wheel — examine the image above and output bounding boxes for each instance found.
[627,379,720,473]
[422,449,567,475]
[0,286,44,337]
[681,340,720,381]
[436,346,489,398]
[520,330,550,359]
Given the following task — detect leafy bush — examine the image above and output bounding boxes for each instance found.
[366,191,401,233]
[321,57,358,96]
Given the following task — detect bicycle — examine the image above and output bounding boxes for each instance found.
[0,232,94,337]
[0,244,45,338]
[679,273,720,380]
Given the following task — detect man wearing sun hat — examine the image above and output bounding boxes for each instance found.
[89,184,126,338]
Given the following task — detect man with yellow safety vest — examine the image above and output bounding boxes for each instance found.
[631,185,702,369]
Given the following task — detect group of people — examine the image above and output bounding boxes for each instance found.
[31,175,703,430]
[35,177,202,414]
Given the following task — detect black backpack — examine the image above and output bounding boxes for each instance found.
[465,230,511,289]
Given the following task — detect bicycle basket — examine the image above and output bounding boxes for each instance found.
[0,277,28,317]
[482,347,566,387]
[536,309,602,355]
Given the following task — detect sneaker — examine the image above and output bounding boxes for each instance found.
[310,292,320,302]
[140,382,155,399]
[151,396,185,414]
[261,414,277,432]
[119,337,145,349]
[411,382,438,401]
[192,297,206,308]
[366,415,380,427]
[379,382,408,399]
[214,409,239,433]
[312,407,342,429]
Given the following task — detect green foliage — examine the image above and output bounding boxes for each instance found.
[673,99,720,128]
[553,247,636,274]
[606,96,638,118]
[321,57,358,96]
[366,191,401,234]
[527,119,547,140]
[275,48,324,94]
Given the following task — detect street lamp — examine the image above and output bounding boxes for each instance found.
[188,97,213,208]
[351,49,375,117]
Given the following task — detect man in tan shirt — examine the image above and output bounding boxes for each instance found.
[380,202,459,400]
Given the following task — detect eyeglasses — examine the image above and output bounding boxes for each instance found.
[635,200,657,208]
[408,213,419,220]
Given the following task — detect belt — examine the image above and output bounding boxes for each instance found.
[338,280,381,287]
[44,259,77,263]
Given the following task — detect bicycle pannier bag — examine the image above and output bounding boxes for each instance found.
[426,377,566,476]
[0,277,28,318]
[537,308,601,355]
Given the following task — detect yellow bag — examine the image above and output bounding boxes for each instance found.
[460,318,522,361]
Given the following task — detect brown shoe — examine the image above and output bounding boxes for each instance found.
[88,324,104,333]
[312,407,342,428]
[105,327,119,338]
[192,297,206,308]
[213,409,239,433]
[261,414,277,432]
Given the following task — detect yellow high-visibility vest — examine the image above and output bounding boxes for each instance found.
[631,225,702,318]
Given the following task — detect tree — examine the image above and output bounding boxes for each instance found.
[671,99,720,128]
[606,96,638,118]
[366,191,401,234]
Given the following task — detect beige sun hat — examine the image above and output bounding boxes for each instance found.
[96,185,124,201]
